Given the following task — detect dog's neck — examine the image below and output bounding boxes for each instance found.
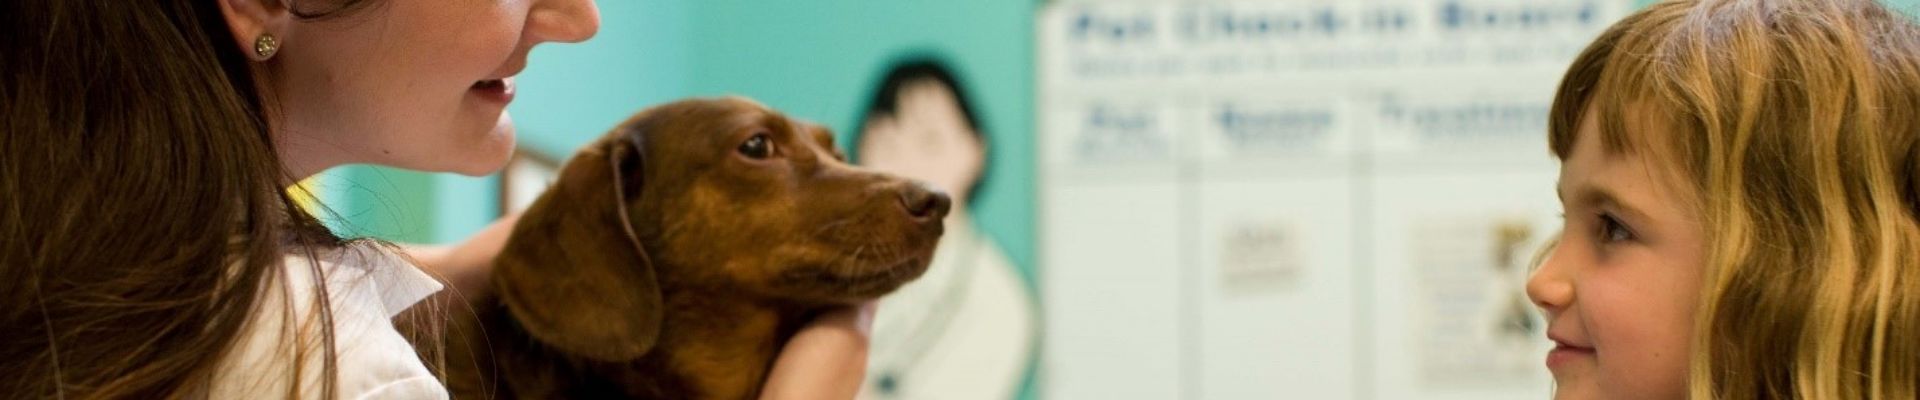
[589,278,814,400]
[474,276,814,399]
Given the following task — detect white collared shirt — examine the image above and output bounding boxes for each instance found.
[209,244,449,399]
[862,220,1038,400]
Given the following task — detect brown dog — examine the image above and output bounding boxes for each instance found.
[441,97,950,399]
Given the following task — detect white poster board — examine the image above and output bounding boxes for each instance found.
[1037,1,1626,398]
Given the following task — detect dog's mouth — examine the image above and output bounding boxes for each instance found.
[777,256,931,301]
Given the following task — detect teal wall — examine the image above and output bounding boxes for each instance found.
[680,1,1038,282]
[678,2,1040,397]
[511,1,691,160]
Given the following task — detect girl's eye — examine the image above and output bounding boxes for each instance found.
[738,134,774,159]
[1598,213,1634,243]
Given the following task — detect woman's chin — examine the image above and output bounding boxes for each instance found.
[453,144,517,177]
[415,135,516,176]
[451,117,518,176]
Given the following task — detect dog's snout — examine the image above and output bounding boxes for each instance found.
[898,182,952,221]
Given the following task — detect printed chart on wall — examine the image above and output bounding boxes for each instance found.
[1037,1,1626,399]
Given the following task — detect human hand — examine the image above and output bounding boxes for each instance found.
[759,302,878,400]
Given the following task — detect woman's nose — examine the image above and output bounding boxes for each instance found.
[526,0,601,44]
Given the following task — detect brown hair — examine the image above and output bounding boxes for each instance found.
[0,1,384,398]
[1549,0,1920,398]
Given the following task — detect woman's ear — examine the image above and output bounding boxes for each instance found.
[215,0,292,60]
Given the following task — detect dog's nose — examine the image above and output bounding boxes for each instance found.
[899,182,952,221]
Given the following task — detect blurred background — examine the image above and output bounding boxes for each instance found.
[298,0,1920,399]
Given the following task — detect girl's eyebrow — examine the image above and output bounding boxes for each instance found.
[1557,180,1655,225]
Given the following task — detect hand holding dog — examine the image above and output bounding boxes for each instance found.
[760,302,877,400]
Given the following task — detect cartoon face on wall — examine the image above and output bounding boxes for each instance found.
[853,58,1036,400]
[856,60,989,210]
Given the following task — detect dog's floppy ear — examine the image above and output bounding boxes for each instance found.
[494,132,663,362]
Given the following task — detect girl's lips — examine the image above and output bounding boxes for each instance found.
[1546,342,1597,370]
[471,78,515,104]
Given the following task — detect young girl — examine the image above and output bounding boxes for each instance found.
[1528,0,1920,398]
[1,1,870,398]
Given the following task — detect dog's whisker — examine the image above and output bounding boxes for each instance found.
[810,218,853,236]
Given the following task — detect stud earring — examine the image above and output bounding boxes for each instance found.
[254,34,279,60]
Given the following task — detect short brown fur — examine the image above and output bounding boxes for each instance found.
[432,97,949,399]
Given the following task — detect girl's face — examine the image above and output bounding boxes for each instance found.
[229,0,599,178]
[858,80,985,206]
[1528,113,1705,400]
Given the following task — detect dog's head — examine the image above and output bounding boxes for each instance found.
[493,97,949,361]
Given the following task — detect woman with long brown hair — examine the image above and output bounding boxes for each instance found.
[0,1,873,398]
[1528,0,1920,398]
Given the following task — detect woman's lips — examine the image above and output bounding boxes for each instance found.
[471,78,515,104]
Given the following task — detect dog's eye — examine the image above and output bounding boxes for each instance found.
[738,134,774,159]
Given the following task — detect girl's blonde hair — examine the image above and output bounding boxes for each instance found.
[1549,0,1920,398]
